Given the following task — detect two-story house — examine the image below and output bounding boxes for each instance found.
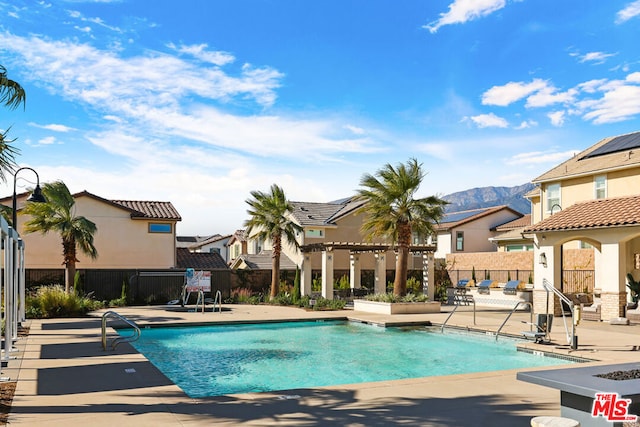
[524,131,640,320]
[3,190,181,270]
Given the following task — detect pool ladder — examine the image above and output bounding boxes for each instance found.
[101,311,141,350]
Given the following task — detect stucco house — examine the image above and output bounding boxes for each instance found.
[240,197,438,299]
[489,214,533,252]
[3,190,181,269]
[434,205,524,258]
[524,130,640,321]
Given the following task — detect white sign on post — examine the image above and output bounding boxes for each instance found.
[185,270,211,292]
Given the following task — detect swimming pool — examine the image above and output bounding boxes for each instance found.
[126,320,574,398]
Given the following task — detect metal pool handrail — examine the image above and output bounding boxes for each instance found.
[494,301,533,340]
[441,298,476,333]
[102,310,141,350]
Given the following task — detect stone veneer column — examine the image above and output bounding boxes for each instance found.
[321,250,334,300]
[601,291,626,320]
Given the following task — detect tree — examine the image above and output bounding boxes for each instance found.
[22,181,98,294]
[0,65,25,181]
[355,158,447,296]
[244,184,302,299]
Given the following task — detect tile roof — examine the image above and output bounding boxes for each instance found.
[524,195,640,233]
[533,131,640,183]
[494,214,532,231]
[111,199,181,220]
[435,205,522,231]
[176,248,229,269]
[231,250,297,270]
[73,191,182,220]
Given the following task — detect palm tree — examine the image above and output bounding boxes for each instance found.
[0,65,25,181]
[355,158,447,296]
[244,184,302,299]
[22,181,98,294]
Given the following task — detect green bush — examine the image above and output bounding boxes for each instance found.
[335,274,350,290]
[406,276,422,294]
[298,295,345,310]
[364,293,429,303]
[26,285,103,318]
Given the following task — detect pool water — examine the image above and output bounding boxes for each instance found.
[126,320,573,398]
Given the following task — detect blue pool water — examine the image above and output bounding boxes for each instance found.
[126,320,574,398]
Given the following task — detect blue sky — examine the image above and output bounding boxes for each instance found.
[1,0,640,235]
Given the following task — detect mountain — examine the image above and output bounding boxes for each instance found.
[442,183,535,214]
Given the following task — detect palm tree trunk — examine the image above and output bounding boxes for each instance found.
[394,222,412,296]
[63,237,76,294]
[271,235,282,299]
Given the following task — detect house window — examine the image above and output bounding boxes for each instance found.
[148,222,172,233]
[506,244,534,252]
[209,247,221,254]
[305,229,324,238]
[546,183,561,213]
[594,175,606,199]
[456,231,464,251]
[580,241,594,249]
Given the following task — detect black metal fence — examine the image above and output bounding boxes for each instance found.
[446,269,534,285]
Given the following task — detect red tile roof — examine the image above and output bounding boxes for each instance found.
[111,200,181,220]
[525,195,640,232]
[494,214,532,231]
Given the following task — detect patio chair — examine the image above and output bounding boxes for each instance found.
[456,279,474,288]
[522,314,553,344]
[503,280,524,295]
[476,279,496,295]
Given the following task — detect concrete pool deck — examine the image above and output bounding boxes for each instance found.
[4,304,640,426]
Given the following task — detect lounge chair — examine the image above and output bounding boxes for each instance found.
[581,300,601,321]
[456,279,474,288]
[522,314,553,344]
[476,279,496,294]
[503,280,524,295]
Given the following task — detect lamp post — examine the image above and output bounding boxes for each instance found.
[12,167,46,231]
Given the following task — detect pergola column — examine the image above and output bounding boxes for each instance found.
[374,251,386,294]
[301,254,312,296]
[422,252,435,300]
[321,249,334,300]
[349,253,361,289]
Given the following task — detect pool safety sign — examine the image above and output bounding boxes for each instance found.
[185,270,211,292]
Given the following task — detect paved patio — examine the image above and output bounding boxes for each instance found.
[4,304,640,426]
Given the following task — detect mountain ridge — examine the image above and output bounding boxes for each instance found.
[442,183,535,215]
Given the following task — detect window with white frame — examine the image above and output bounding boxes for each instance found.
[594,175,606,199]
[546,183,561,213]
[456,231,464,251]
[305,229,324,238]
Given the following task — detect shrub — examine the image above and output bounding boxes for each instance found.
[335,274,350,290]
[26,285,103,318]
[406,276,422,294]
[298,295,345,310]
[364,293,429,303]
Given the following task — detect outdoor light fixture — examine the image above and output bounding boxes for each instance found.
[12,167,47,231]
[539,252,547,267]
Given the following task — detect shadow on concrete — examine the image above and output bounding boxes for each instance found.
[40,341,137,359]
[36,360,173,395]
[41,320,102,330]
[11,388,554,426]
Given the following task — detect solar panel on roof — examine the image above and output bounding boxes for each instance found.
[581,132,640,159]
[441,208,488,223]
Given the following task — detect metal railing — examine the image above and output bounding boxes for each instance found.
[441,295,476,333]
[543,279,578,349]
[494,301,533,340]
[101,310,141,350]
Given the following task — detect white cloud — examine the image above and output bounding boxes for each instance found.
[37,136,57,145]
[616,0,640,23]
[469,113,509,128]
[30,123,76,132]
[578,51,616,64]
[581,84,640,124]
[526,87,577,108]
[507,149,577,166]
[547,111,566,126]
[482,79,548,106]
[514,120,538,130]
[344,124,366,135]
[167,43,235,66]
[414,143,454,161]
[424,0,506,33]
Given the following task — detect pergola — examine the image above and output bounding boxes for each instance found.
[299,242,437,300]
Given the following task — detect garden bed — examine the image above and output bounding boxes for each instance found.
[353,300,441,315]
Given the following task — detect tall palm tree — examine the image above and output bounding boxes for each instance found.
[0,65,25,181]
[22,181,98,294]
[244,184,302,299]
[355,158,447,296]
